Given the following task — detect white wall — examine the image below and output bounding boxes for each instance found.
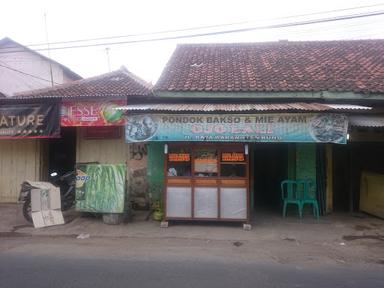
[0,49,68,95]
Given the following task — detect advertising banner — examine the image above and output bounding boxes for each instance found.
[61,100,125,126]
[125,113,348,144]
[0,103,60,138]
[75,164,126,213]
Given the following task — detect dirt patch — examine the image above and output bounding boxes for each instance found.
[12,224,32,231]
[282,237,296,242]
[232,241,243,247]
[0,232,29,237]
[354,225,373,231]
[343,235,384,241]
[351,214,366,219]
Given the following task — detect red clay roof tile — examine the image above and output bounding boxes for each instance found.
[155,40,384,94]
[14,66,152,99]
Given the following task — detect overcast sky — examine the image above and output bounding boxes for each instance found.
[1,0,384,83]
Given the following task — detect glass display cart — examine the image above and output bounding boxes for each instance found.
[164,143,249,222]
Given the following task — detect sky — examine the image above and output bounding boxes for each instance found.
[1,0,384,84]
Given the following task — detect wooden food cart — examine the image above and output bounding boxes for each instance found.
[164,143,250,223]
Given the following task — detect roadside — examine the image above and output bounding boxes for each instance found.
[0,203,383,267]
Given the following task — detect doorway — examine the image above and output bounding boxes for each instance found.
[253,143,288,211]
[333,141,384,212]
[48,127,76,177]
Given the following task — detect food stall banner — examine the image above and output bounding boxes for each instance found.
[75,164,126,213]
[61,100,125,126]
[0,103,60,138]
[125,113,348,144]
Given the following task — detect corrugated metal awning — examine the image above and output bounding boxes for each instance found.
[325,104,373,110]
[349,115,384,127]
[117,103,371,112]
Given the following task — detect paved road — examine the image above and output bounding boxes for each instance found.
[1,251,383,288]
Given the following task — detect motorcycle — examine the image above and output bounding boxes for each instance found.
[19,171,76,223]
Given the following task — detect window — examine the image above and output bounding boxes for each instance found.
[167,147,191,177]
[194,148,218,177]
[220,150,246,178]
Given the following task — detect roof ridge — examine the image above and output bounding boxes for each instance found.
[120,66,153,90]
[14,69,128,96]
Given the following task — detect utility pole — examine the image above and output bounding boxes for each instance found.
[44,13,54,87]
[105,47,111,72]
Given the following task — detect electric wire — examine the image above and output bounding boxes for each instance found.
[2,2,384,49]
[0,8,384,54]
[263,16,384,40]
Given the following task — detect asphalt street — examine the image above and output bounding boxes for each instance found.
[1,204,383,288]
[1,247,383,288]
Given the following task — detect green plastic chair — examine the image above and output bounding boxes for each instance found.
[296,179,320,219]
[281,180,302,218]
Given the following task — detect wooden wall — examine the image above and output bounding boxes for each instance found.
[76,128,129,164]
[76,128,153,207]
[0,140,41,202]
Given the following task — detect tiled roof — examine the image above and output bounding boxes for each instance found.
[14,67,153,99]
[155,40,384,94]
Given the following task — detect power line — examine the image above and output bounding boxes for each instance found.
[23,11,384,50]
[1,3,384,50]
[267,16,384,39]
[0,9,383,55]
[8,21,252,48]
[0,63,60,84]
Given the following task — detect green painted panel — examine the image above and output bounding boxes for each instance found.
[287,144,296,180]
[296,143,316,197]
[147,142,165,200]
[76,164,126,213]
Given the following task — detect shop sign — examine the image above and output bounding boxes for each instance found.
[168,153,190,162]
[0,103,60,138]
[222,152,245,162]
[125,113,348,144]
[61,100,125,126]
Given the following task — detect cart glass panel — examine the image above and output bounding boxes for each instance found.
[167,147,191,177]
[194,148,218,177]
[220,149,246,178]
